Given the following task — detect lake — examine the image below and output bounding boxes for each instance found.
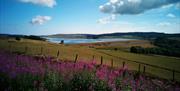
[44,37,135,44]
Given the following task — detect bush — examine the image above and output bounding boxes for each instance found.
[130,46,180,57]
[24,35,46,41]
[15,37,21,41]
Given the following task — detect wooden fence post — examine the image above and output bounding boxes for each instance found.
[173,70,175,81]
[111,59,113,68]
[143,66,146,74]
[123,61,125,68]
[92,55,95,61]
[74,54,78,63]
[138,64,141,73]
[100,56,103,65]
[57,50,60,58]
[122,61,126,78]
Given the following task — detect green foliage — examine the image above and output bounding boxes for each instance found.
[9,74,39,91]
[15,37,21,41]
[154,37,180,50]
[93,79,111,91]
[24,35,46,41]
[115,77,123,89]
[70,73,92,91]
[130,37,180,57]
[43,72,64,91]
[68,71,111,91]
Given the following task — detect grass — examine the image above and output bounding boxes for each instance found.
[98,50,180,81]
[0,38,180,81]
[78,40,155,51]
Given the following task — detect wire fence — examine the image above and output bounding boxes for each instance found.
[97,51,180,82]
[1,43,180,82]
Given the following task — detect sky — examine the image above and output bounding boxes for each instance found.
[0,0,180,35]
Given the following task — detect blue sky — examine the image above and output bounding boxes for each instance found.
[0,0,180,35]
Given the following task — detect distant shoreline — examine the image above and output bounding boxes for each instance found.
[43,37,137,44]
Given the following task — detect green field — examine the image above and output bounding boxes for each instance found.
[0,38,180,81]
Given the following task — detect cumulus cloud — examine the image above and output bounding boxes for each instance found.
[167,13,176,18]
[19,0,56,8]
[30,15,52,25]
[99,0,180,15]
[97,14,116,24]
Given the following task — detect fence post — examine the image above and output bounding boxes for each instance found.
[111,59,113,68]
[74,54,78,63]
[172,70,175,81]
[92,55,95,61]
[123,61,125,68]
[57,50,60,58]
[138,64,141,73]
[122,61,126,78]
[101,56,103,65]
[143,66,146,74]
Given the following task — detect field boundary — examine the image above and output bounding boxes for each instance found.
[3,43,180,82]
[96,50,180,81]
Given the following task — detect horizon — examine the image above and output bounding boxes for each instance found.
[0,0,180,35]
[1,31,180,36]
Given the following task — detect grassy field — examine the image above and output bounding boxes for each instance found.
[0,38,180,81]
[77,40,155,52]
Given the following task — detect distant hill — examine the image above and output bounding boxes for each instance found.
[1,32,180,40]
[0,34,46,41]
[46,32,180,39]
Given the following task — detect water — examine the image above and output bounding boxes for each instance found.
[44,37,135,44]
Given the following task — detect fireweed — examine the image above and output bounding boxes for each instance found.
[0,51,179,91]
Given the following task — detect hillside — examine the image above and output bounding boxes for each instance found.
[47,32,180,39]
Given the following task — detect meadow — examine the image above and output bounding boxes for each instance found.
[0,51,179,91]
[0,38,180,82]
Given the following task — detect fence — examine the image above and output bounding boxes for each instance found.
[2,43,180,82]
[97,50,180,82]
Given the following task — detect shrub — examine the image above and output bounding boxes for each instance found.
[15,37,21,41]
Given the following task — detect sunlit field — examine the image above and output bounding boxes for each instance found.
[1,0,180,91]
[1,38,180,82]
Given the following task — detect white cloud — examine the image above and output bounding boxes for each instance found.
[110,0,119,4]
[19,0,57,8]
[30,15,52,25]
[162,4,173,8]
[157,22,171,26]
[167,13,176,18]
[100,0,180,15]
[97,14,116,24]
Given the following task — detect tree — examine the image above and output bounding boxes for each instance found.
[15,37,21,41]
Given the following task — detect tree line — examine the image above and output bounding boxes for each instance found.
[130,37,180,57]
